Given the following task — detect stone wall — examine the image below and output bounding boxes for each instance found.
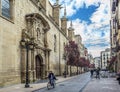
[0,0,68,86]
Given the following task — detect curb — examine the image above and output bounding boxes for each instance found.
[79,79,91,92]
[32,75,79,92]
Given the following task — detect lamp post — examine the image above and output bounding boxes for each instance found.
[21,38,34,88]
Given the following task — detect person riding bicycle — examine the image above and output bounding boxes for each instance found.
[48,71,56,87]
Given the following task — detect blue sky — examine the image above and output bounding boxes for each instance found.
[49,0,110,57]
[68,4,99,24]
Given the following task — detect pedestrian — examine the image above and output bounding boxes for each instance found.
[48,71,56,87]
[90,69,94,78]
[96,67,100,79]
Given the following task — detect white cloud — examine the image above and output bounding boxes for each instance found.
[49,0,111,57]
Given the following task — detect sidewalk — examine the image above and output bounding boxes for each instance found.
[82,78,120,92]
[0,75,76,92]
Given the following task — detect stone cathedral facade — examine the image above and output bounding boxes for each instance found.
[0,0,80,86]
[0,0,69,86]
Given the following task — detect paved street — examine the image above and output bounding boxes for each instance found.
[82,78,120,92]
[33,73,91,92]
[0,72,120,92]
[0,73,90,92]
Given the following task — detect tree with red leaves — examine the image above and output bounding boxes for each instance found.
[65,41,80,75]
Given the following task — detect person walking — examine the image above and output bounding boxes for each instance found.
[90,69,94,78]
[96,67,100,79]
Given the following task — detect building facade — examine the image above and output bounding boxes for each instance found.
[0,0,73,87]
[110,0,120,72]
[94,57,101,69]
[88,54,94,65]
[100,48,111,70]
[0,0,89,87]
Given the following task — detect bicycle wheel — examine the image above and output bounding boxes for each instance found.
[47,83,51,90]
[53,81,56,88]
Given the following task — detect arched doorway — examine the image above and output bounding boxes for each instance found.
[35,55,43,79]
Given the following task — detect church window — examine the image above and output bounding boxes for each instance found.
[0,0,13,20]
[54,35,57,52]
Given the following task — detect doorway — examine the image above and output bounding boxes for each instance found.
[35,55,43,79]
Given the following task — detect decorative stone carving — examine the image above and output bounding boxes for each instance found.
[25,13,50,49]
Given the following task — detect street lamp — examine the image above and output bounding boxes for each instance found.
[21,38,34,88]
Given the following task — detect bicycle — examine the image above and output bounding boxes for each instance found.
[47,79,56,90]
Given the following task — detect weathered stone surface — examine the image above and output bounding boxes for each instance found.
[0,0,68,87]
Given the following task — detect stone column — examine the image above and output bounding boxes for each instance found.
[48,51,50,71]
[33,50,37,81]
[28,50,32,82]
[42,64,46,79]
[21,48,26,83]
[44,51,48,77]
[31,50,36,82]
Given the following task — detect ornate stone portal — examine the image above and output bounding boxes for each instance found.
[21,13,51,82]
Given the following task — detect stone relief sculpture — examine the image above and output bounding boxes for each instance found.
[36,27,44,46]
[25,13,50,49]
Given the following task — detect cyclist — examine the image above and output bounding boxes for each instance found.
[48,71,56,87]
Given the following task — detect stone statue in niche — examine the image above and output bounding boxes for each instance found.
[36,27,44,46]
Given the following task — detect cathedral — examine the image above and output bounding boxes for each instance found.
[0,0,85,87]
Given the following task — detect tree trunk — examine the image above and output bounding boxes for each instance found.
[77,66,78,75]
[70,66,72,76]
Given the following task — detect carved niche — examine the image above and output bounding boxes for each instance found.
[25,13,50,48]
[35,20,45,46]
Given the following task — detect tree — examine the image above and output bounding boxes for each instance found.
[65,41,80,75]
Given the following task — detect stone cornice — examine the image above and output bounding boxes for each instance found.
[25,13,50,31]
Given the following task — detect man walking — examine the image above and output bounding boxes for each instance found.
[90,69,94,78]
[96,67,100,79]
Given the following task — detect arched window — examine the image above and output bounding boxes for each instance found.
[54,35,57,52]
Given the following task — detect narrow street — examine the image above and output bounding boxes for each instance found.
[0,0,120,92]
[33,73,91,92]
[32,72,120,92]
